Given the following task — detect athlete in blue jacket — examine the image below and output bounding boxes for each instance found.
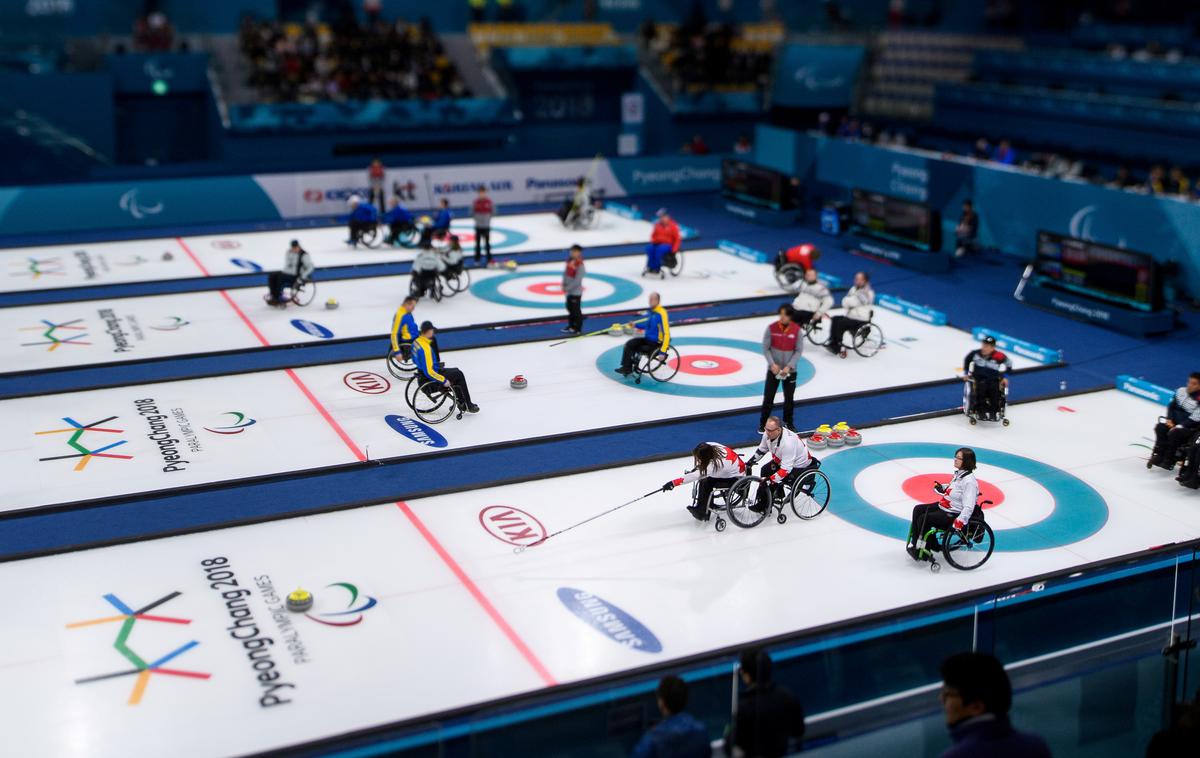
[413,321,479,414]
[431,198,452,234]
[383,198,415,246]
[346,195,379,247]
[616,292,671,376]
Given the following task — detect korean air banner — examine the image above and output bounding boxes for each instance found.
[772,44,865,109]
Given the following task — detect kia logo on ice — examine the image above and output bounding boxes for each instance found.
[478,506,547,546]
[343,371,391,395]
[384,414,448,448]
[556,588,663,653]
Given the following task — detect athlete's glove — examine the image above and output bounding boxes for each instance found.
[746,455,760,469]
[953,519,965,531]
[661,481,675,492]
[933,482,947,495]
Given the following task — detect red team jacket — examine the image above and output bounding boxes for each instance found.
[650,219,681,252]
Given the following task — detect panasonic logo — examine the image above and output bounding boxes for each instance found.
[557,587,662,653]
[1121,382,1161,401]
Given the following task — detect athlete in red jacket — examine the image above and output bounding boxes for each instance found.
[645,210,681,277]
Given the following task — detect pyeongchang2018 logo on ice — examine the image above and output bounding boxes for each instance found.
[35,415,133,471]
[65,590,210,705]
[20,318,90,350]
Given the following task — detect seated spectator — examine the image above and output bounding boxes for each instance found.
[631,676,709,758]
[725,648,805,757]
[955,200,979,258]
[991,139,1015,165]
[689,134,710,155]
[1169,166,1191,196]
[1147,165,1168,194]
[816,111,833,136]
[971,138,990,160]
[938,652,1051,758]
[734,134,752,154]
[836,117,861,139]
[1110,166,1135,189]
[134,11,175,52]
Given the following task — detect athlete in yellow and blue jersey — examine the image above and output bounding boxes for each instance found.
[616,292,670,376]
[390,296,419,356]
[412,321,479,414]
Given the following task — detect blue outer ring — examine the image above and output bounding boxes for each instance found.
[596,336,816,398]
[471,271,642,309]
[822,442,1109,551]
[449,221,529,250]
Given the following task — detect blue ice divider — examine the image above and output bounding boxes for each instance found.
[817,272,844,289]
[1116,375,1174,406]
[605,201,642,221]
[971,328,1060,365]
[876,294,947,325]
[679,223,699,239]
[716,239,769,263]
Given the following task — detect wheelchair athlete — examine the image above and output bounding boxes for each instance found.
[346,195,379,247]
[390,296,420,360]
[789,268,833,325]
[1148,371,1200,472]
[907,447,981,560]
[440,235,465,279]
[412,321,480,415]
[825,271,875,357]
[963,336,1012,421]
[410,243,445,299]
[266,239,314,306]
[615,292,670,377]
[383,197,416,246]
[746,416,820,513]
[661,442,747,522]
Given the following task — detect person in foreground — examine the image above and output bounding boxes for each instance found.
[938,652,1051,758]
[724,648,805,757]
[631,675,710,758]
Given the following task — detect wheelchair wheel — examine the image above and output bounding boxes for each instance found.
[942,521,995,570]
[646,345,681,383]
[852,322,884,358]
[726,476,768,528]
[412,378,458,424]
[665,251,683,277]
[790,470,831,520]
[805,317,829,347]
[774,263,805,292]
[397,226,419,248]
[403,374,422,410]
[445,267,470,294]
[361,224,382,249]
[387,349,415,380]
[290,279,316,307]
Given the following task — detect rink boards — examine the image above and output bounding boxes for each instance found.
[0,211,654,293]
[0,311,1037,512]
[1,390,1195,758]
[0,250,780,373]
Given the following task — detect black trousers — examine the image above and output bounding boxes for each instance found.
[432,366,473,407]
[754,460,816,509]
[349,220,372,243]
[621,337,660,371]
[908,503,957,555]
[972,377,1003,417]
[1153,423,1196,467]
[759,369,797,429]
[566,294,583,332]
[385,220,413,245]
[1178,431,1200,485]
[827,316,866,353]
[368,185,386,211]
[791,308,818,324]
[694,476,740,516]
[267,272,296,302]
[474,227,491,261]
[411,271,438,298]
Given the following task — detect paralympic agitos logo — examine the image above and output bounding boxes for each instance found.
[204,412,257,435]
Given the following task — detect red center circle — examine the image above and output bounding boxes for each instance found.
[671,353,742,376]
[901,474,1004,508]
[525,282,587,296]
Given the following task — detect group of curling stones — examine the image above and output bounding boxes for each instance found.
[807,421,862,450]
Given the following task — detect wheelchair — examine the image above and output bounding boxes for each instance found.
[440,262,470,296]
[263,277,316,308]
[403,372,463,424]
[909,504,996,573]
[387,221,420,248]
[386,346,416,380]
[688,478,747,532]
[351,222,383,249]
[723,463,831,529]
[631,343,681,385]
[963,376,1009,426]
[409,270,444,302]
[561,201,599,230]
[809,310,885,358]
[773,252,806,293]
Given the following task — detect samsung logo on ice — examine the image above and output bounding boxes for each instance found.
[557,588,662,653]
[290,319,334,339]
[385,414,447,448]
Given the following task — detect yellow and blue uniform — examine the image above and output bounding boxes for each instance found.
[633,305,670,350]
[390,305,418,352]
[412,335,445,382]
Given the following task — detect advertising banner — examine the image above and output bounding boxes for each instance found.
[772,44,865,109]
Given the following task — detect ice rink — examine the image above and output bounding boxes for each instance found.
[0,211,655,293]
[1,389,1192,758]
[0,310,1037,511]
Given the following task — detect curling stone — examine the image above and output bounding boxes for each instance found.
[608,322,625,336]
[503,260,518,270]
[623,325,637,335]
[510,374,528,389]
[286,588,314,613]
[325,298,339,310]
[825,431,845,448]
[843,429,862,445]
[162,252,174,261]
[807,433,828,450]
